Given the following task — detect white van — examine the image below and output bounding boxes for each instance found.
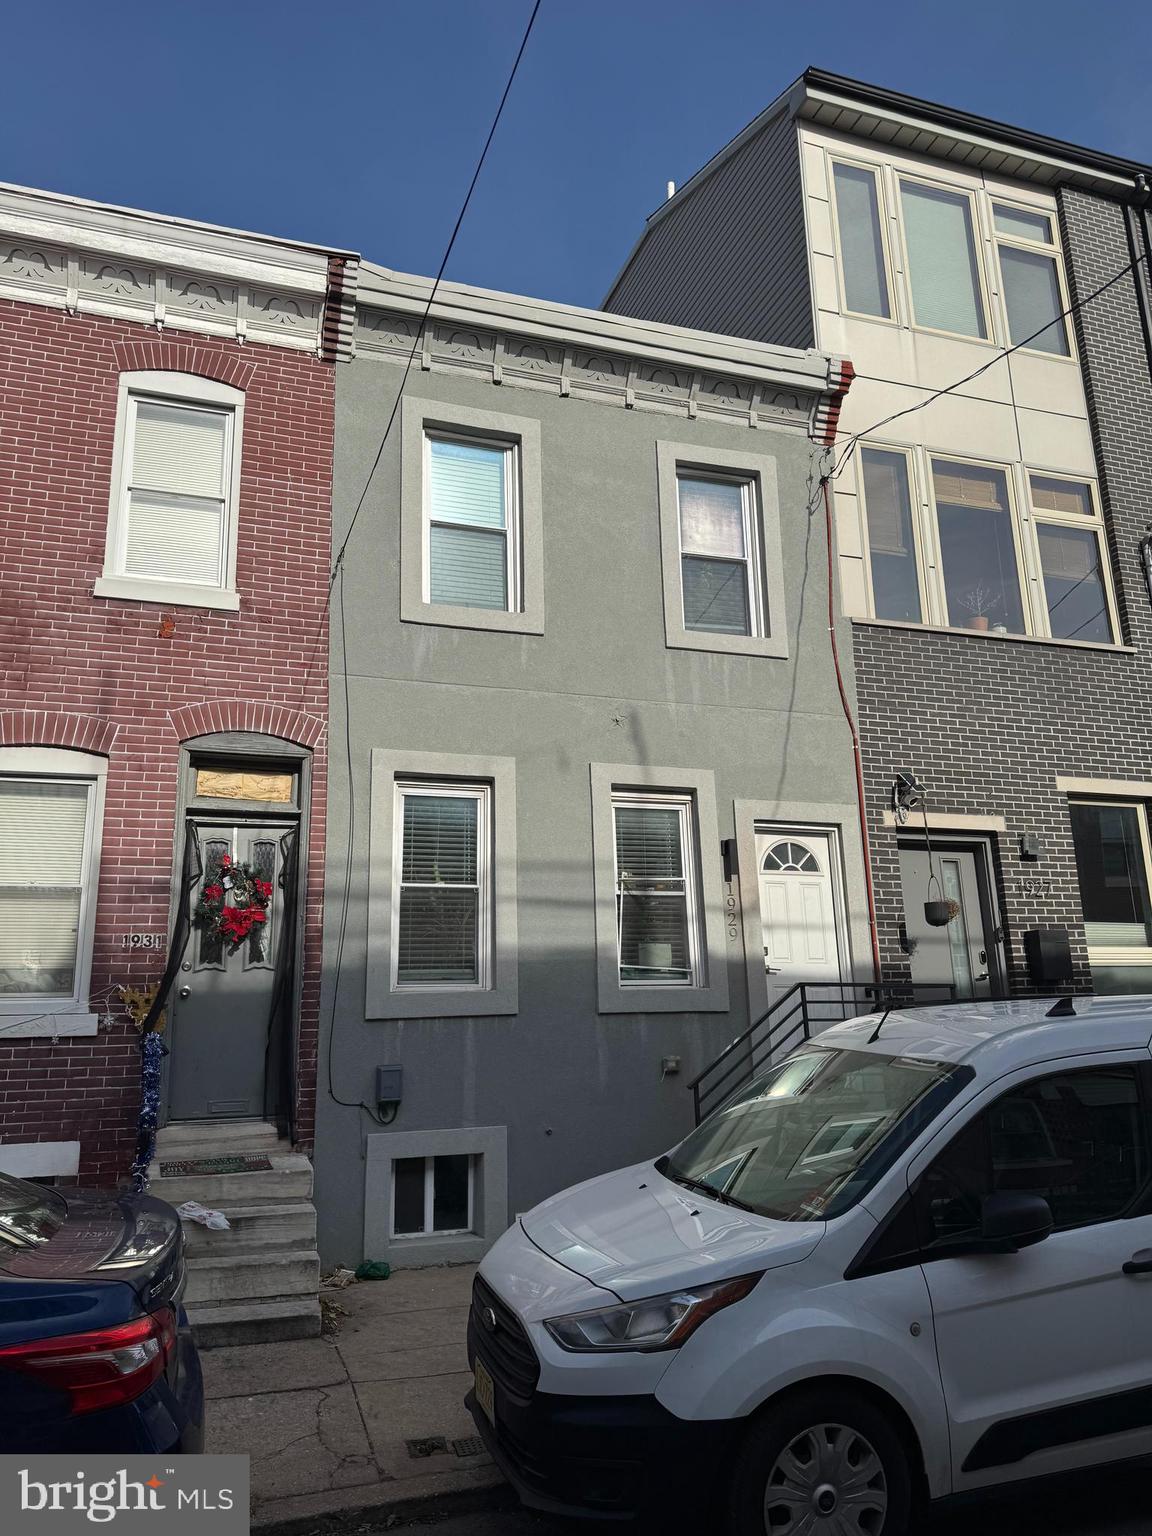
[467,997,1152,1534]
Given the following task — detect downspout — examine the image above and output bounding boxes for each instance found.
[817,359,882,985]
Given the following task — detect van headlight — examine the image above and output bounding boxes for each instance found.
[543,1273,760,1352]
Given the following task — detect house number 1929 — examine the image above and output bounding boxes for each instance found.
[724,882,740,942]
[120,933,166,949]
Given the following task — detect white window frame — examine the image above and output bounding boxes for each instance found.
[856,442,930,626]
[421,429,521,615]
[926,451,1032,632]
[1070,798,1152,971]
[94,371,244,612]
[389,1153,475,1239]
[611,790,702,990]
[827,156,899,325]
[389,779,493,994]
[894,171,994,344]
[1027,471,1119,643]
[675,469,765,639]
[0,747,106,1035]
[991,198,1076,361]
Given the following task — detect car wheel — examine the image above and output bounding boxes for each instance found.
[729,1386,915,1536]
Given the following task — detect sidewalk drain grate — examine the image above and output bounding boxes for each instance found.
[406,1436,447,1459]
[453,1437,484,1458]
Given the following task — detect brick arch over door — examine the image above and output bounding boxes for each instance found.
[169,700,325,748]
[110,338,258,392]
[0,709,118,755]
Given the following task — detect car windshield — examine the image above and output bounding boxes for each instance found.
[0,1171,65,1252]
[659,1047,969,1221]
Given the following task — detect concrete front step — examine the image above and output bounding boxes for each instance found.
[188,1296,320,1349]
[181,1200,317,1257]
[184,1249,320,1305]
[156,1119,285,1157]
[151,1152,313,1208]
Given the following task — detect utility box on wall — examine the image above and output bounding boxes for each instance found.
[1023,927,1073,986]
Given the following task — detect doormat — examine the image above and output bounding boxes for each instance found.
[159,1154,274,1177]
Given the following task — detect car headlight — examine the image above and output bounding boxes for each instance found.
[543,1273,760,1352]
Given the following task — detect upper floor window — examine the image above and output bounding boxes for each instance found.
[898,178,988,339]
[0,750,106,1024]
[400,398,544,635]
[425,434,519,612]
[994,203,1070,356]
[677,472,764,637]
[95,372,243,612]
[831,162,891,319]
[857,449,1118,644]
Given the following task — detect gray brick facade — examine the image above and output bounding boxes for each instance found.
[853,188,1152,996]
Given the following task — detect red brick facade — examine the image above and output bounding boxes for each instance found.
[0,299,333,1181]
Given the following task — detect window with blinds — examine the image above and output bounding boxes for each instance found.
[613,795,699,986]
[1030,474,1114,643]
[119,397,233,586]
[899,180,988,339]
[0,778,93,1000]
[832,162,891,318]
[677,473,761,636]
[425,434,517,611]
[393,782,491,989]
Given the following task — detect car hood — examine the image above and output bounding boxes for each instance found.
[520,1161,824,1302]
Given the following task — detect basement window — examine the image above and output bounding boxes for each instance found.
[391,1155,474,1238]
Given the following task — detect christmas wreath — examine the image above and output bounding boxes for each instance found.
[194,852,274,947]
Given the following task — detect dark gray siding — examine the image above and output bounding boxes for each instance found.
[604,110,814,349]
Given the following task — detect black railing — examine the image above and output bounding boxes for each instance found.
[688,981,956,1124]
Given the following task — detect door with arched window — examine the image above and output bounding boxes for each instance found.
[756,828,844,1010]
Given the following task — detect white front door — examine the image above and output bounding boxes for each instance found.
[756,829,842,1009]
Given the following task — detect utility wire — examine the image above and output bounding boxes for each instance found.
[827,248,1149,481]
[330,0,543,582]
[324,0,543,1124]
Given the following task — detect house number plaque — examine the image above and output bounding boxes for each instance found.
[724,881,740,942]
[120,933,167,950]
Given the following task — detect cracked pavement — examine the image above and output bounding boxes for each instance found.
[202,1264,498,1525]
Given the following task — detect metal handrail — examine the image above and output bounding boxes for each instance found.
[689,980,956,1123]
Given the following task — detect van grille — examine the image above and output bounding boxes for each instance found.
[471,1273,539,1404]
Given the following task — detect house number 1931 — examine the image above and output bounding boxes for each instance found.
[120,933,166,949]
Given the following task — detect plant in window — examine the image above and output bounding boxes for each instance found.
[193,852,274,949]
[958,582,999,631]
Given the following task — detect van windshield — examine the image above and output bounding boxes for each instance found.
[659,1047,969,1222]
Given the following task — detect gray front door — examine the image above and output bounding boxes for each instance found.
[898,843,996,999]
[167,818,293,1121]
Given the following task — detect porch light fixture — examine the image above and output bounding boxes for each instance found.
[892,771,925,826]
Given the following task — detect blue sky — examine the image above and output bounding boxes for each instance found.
[6,1,1150,309]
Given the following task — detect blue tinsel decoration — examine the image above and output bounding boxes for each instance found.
[129,1029,169,1192]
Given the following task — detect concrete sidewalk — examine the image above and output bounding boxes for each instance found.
[203,1263,505,1529]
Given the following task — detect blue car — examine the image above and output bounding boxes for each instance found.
[0,1170,203,1453]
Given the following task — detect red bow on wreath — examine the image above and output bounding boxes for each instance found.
[193,857,275,949]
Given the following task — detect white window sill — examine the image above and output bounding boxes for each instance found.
[852,617,1135,655]
[0,1011,99,1039]
[93,575,240,612]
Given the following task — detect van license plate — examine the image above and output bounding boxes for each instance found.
[474,1358,495,1424]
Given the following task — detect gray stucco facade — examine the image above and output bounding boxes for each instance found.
[314,269,863,1265]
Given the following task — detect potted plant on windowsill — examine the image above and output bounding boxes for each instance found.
[959,583,998,633]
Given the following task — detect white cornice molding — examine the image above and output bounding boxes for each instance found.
[357,263,841,409]
[0,181,359,357]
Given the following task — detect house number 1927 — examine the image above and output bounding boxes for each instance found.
[120,933,166,949]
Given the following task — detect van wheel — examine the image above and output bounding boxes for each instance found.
[729,1387,913,1536]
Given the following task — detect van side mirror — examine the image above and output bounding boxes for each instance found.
[980,1192,1053,1251]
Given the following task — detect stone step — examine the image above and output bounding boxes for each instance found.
[184,1248,320,1305]
[180,1200,317,1257]
[156,1120,285,1156]
[187,1296,321,1349]
[151,1152,313,1208]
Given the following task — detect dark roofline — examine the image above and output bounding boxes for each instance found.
[802,67,1151,183]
